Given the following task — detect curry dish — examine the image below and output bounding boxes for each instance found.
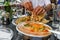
[18,21,51,37]
[15,10,50,25]
[15,16,30,25]
[15,16,50,25]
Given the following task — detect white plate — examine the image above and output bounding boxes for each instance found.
[16,22,52,37]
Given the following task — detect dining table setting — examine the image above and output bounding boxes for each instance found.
[0,0,60,40]
[0,8,59,40]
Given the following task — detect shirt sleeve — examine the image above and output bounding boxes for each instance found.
[44,0,51,6]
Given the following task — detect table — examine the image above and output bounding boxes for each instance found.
[3,21,59,40]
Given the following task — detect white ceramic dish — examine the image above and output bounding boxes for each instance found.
[16,22,52,37]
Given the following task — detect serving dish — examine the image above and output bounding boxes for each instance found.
[16,21,52,37]
[12,16,30,26]
[12,16,50,26]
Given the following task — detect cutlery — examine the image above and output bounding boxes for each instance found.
[48,29,60,34]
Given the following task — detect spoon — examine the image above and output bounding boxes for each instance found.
[48,30,60,34]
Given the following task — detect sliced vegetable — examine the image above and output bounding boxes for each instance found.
[43,30,48,32]
[30,29,34,32]
[24,24,31,27]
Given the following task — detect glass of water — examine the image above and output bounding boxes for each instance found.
[52,9,60,28]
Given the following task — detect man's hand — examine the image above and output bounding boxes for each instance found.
[23,2,33,11]
[33,6,46,15]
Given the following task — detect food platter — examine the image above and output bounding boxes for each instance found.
[16,21,52,37]
[12,15,30,26]
[12,15,29,26]
[12,12,50,26]
[12,15,50,26]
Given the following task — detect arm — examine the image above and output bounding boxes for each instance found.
[32,0,52,15]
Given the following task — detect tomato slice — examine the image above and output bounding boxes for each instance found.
[30,29,34,32]
[43,30,48,32]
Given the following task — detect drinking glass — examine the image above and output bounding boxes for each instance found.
[52,9,60,28]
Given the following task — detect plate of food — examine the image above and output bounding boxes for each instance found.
[12,14,50,26]
[16,21,52,37]
[12,16,31,26]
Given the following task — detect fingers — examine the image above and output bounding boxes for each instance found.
[35,6,41,14]
[23,2,30,9]
[33,6,40,15]
[37,8,43,15]
[37,8,45,15]
[28,2,33,10]
[41,10,45,14]
[28,2,32,7]
[33,6,40,12]
[33,6,46,15]
[23,2,33,11]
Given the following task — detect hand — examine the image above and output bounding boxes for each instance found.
[23,2,33,11]
[33,6,46,15]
